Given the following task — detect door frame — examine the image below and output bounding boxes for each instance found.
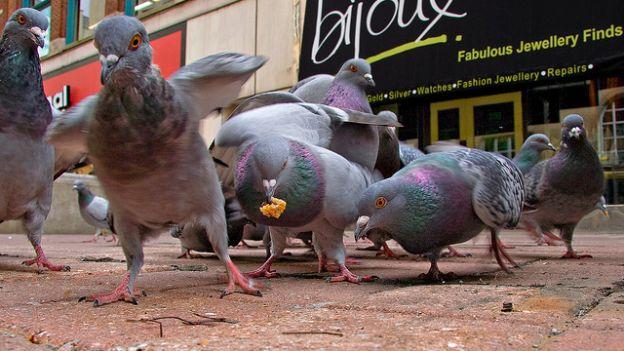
[430,92,523,151]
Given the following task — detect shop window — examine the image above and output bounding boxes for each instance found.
[77,1,106,41]
[131,0,186,16]
[599,95,624,166]
[438,108,460,140]
[24,0,51,57]
[526,82,594,125]
[474,103,514,136]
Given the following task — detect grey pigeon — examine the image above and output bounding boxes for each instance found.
[512,134,556,175]
[354,148,525,280]
[46,15,266,305]
[399,142,425,165]
[0,9,70,272]
[291,60,404,257]
[73,180,116,243]
[596,196,608,217]
[171,185,250,257]
[520,114,605,258]
[216,120,380,283]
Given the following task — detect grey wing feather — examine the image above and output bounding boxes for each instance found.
[399,143,425,165]
[230,92,305,117]
[453,149,524,228]
[215,103,336,149]
[290,74,334,103]
[84,196,110,229]
[47,97,96,179]
[168,53,267,122]
[45,95,97,154]
[317,105,403,127]
[523,160,547,207]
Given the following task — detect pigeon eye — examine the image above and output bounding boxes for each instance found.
[17,14,26,25]
[129,34,142,50]
[375,196,387,209]
[349,64,358,73]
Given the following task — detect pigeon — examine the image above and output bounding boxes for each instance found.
[596,196,608,217]
[73,180,116,243]
[520,114,605,258]
[217,132,377,283]
[512,134,556,175]
[354,148,525,280]
[45,15,266,305]
[291,60,404,257]
[399,142,426,165]
[171,186,250,258]
[0,9,70,272]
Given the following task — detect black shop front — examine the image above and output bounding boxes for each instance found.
[299,0,624,203]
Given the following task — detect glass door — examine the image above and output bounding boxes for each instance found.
[430,92,523,157]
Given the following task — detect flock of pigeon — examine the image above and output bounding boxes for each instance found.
[0,9,606,306]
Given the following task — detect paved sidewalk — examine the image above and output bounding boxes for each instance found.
[0,232,623,350]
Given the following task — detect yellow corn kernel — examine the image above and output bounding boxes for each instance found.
[259,197,287,219]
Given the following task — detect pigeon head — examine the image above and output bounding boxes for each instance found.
[335,58,375,87]
[2,8,48,49]
[252,138,291,203]
[72,180,86,192]
[354,179,406,241]
[94,15,152,85]
[522,133,556,153]
[561,114,586,146]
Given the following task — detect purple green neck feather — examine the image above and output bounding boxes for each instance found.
[77,189,95,207]
[322,80,372,113]
[235,140,325,227]
[513,147,541,175]
[0,38,50,138]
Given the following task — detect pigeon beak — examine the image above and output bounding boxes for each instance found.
[354,215,370,241]
[30,27,45,48]
[72,185,78,190]
[100,54,120,85]
[547,143,556,151]
[364,73,375,87]
[602,208,609,218]
[263,179,277,203]
[568,127,581,139]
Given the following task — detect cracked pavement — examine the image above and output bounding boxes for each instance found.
[0,232,623,350]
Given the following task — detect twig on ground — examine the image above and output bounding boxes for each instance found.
[127,313,238,337]
[282,331,343,337]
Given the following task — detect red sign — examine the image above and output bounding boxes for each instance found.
[43,29,183,108]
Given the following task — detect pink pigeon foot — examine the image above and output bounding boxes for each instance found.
[327,264,376,284]
[221,259,262,298]
[22,245,70,272]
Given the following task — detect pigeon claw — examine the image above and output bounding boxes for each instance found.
[225,259,263,297]
[416,270,457,282]
[327,265,374,284]
[22,254,71,272]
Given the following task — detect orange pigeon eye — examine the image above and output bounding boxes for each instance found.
[375,196,387,209]
[349,64,358,73]
[17,14,26,25]
[129,34,142,50]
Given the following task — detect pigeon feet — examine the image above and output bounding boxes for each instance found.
[327,265,376,284]
[542,231,564,246]
[491,233,519,273]
[374,242,404,259]
[22,245,70,273]
[222,260,262,298]
[561,250,593,259]
[441,246,472,258]
[417,270,457,282]
[177,249,200,259]
[105,234,118,243]
[245,256,279,279]
[79,274,145,307]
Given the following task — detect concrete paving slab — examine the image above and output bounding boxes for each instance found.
[0,231,622,350]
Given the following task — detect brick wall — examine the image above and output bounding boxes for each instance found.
[0,1,22,32]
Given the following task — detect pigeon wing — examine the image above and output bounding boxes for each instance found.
[168,52,267,122]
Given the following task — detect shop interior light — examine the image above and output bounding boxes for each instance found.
[135,1,154,11]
